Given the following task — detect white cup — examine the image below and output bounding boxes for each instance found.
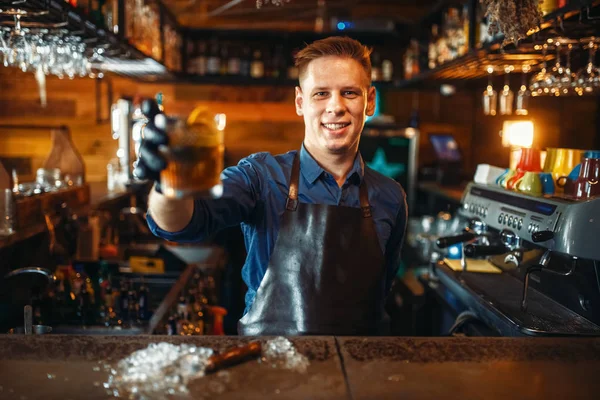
[474,164,506,185]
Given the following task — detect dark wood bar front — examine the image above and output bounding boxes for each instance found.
[1,335,599,399]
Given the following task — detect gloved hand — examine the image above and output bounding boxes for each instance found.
[133,99,169,188]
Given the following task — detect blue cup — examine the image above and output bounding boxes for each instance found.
[584,150,600,159]
[539,172,555,195]
[495,168,510,186]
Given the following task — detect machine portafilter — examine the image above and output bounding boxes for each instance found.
[463,229,525,266]
[435,218,489,272]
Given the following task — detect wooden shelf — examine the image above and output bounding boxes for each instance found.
[393,0,600,90]
[0,215,59,250]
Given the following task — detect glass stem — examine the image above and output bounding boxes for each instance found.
[14,15,21,32]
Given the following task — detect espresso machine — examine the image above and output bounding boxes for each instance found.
[433,182,600,336]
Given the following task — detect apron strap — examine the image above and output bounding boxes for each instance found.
[359,179,371,218]
[286,151,301,211]
[286,150,372,218]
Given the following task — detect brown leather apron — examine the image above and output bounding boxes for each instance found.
[238,151,387,336]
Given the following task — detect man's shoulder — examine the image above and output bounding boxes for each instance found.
[239,150,297,170]
[364,166,406,201]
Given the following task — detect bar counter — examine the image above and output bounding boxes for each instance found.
[1,335,599,399]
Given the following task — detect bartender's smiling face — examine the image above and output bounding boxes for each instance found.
[295,56,376,156]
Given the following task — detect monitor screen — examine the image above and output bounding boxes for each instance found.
[359,136,410,185]
[429,134,462,162]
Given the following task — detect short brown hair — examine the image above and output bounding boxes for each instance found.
[294,36,372,85]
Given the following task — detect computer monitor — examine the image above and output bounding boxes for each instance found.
[429,134,462,163]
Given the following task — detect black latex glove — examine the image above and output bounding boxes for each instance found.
[133,99,169,187]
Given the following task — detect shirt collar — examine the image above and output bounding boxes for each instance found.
[300,143,364,185]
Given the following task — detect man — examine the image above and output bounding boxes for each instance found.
[135,36,407,336]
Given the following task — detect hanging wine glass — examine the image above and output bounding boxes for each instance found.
[530,43,555,96]
[516,64,531,115]
[575,37,600,96]
[557,40,578,96]
[7,14,31,72]
[0,27,8,67]
[482,65,497,116]
[499,65,514,115]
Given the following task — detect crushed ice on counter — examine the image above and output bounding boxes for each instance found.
[103,342,213,399]
[261,337,310,373]
[102,337,308,398]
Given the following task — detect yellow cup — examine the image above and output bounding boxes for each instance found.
[515,171,542,196]
[543,148,556,173]
[551,148,582,188]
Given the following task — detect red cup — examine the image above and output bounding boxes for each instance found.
[506,170,525,190]
[517,148,542,172]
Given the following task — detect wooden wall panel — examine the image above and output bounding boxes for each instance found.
[2,65,596,186]
[0,68,304,184]
[387,88,598,172]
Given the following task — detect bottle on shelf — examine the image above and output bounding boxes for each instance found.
[271,45,286,79]
[371,52,382,82]
[207,40,221,76]
[287,49,299,80]
[103,0,119,35]
[382,59,393,82]
[240,46,252,77]
[118,280,129,324]
[263,48,273,78]
[189,41,208,76]
[219,44,229,76]
[428,24,439,70]
[250,49,265,79]
[137,280,149,320]
[459,4,469,56]
[227,44,241,76]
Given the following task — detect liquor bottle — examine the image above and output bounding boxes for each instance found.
[458,4,469,56]
[428,24,439,69]
[271,45,286,79]
[207,41,220,76]
[287,49,299,80]
[250,50,264,78]
[403,46,414,80]
[137,281,149,320]
[371,52,382,82]
[193,41,208,76]
[410,39,420,77]
[219,45,229,75]
[227,45,241,76]
[166,314,177,335]
[177,291,189,321]
[382,59,393,82]
[263,48,274,78]
[118,280,129,323]
[240,46,251,77]
[156,92,164,112]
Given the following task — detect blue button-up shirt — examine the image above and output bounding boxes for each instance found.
[147,144,408,314]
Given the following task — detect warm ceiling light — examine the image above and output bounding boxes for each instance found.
[501,120,534,148]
